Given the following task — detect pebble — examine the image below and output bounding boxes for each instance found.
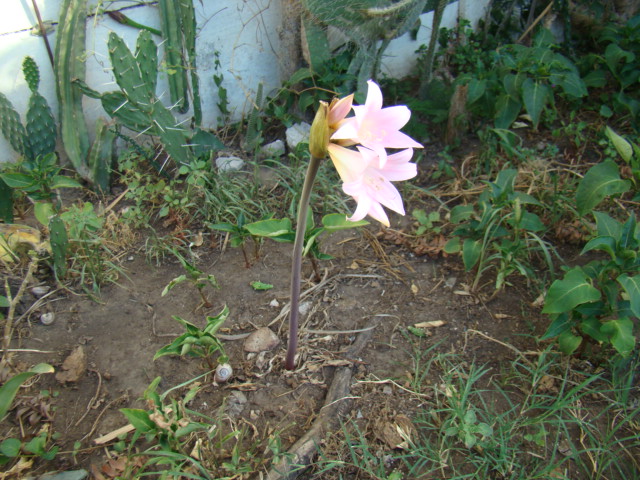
[260,139,285,158]
[243,327,280,353]
[215,155,245,172]
[285,122,311,150]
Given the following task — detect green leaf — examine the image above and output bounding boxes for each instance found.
[0,295,8,308]
[245,218,292,238]
[0,438,21,457]
[444,236,461,254]
[462,239,482,271]
[600,318,635,356]
[50,175,82,190]
[558,330,582,355]
[34,202,55,227]
[0,173,35,190]
[618,274,640,317]
[593,211,621,239]
[161,275,187,296]
[580,316,609,343]
[250,281,273,290]
[541,313,572,340]
[0,364,54,420]
[542,268,601,314]
[605,126,634,163]
[494,94,521,129]
[575,160,630,216]
[321,213,368,231]
[120,408,156,433]
[521,78,549,129]
[450,205,474,223]
[466,78,486,105]
[581,236,616,258]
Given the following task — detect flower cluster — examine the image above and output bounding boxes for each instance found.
[310,80,422,227]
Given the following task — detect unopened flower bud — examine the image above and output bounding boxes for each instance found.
[309,101,330,158]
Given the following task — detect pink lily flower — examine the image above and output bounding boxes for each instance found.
[331,80,422,166]
[329,145,417,227]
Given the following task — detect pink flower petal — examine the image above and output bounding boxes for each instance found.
[328,94,354,128]
[327,144,368,183]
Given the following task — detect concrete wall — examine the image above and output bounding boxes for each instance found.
[0,0,490,163]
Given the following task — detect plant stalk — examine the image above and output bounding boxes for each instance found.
[285,155,322,370]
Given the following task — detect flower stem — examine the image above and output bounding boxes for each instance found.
[285,155,322,370]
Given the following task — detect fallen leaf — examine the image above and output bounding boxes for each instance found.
[414,320,446,328]
[55,346,87,384]
[410,284,418,294]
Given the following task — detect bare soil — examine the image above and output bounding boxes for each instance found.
[3,210,548,478]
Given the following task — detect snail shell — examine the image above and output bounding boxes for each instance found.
[40,312,55,325]
[214,363,233,383]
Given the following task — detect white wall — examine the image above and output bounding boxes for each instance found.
[0,0,490,164]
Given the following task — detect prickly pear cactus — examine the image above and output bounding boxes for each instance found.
[22,56,40,92]
[26,91,57,160]
[0,93,30,159]
[48,214,68,278]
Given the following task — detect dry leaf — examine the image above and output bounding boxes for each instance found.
[55,346,87,384]
[414,320,446,328]
[411,284,419,294]
[190,231,204,247]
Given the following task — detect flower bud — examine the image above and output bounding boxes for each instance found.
[309,101,330,158]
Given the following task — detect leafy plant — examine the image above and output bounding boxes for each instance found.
[161,249,218,309]
[154,306,229,370]
[542,211,639,357]
[445,168,555,297]
[458,28,587,130]
[412,209,442,236]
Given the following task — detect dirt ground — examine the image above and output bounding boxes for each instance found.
[2,202,550,478]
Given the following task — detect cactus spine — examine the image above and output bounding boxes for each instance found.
[55,0,90,178]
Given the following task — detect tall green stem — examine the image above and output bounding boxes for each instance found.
[285,155,322,370]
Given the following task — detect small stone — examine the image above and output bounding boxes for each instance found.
[216,155,245,172]
[383,385,393,395]
[269,298,280,308]
[243,327,280,353]
[127,256,134,262]
[286,122,311,150]
[40,312,55,325]
[260,139,285,158]
[298,301,311,316]
[225,390,247,418]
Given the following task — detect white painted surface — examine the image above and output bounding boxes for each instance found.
[0,0,490,164]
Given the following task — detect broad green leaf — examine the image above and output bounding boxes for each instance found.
[494,94,521,129]
[600,318,635,356]
[593,211,621,239]
[0,364,54,421]
[605,126,633,163]
[321,213,368,231]
[558,330,582,355]
[604,43,634,76]
[34,202,55,227]
[542,268,601,314]
[450,205,474,223]
[580,316,609,343]
[581,236,616,258]
[208,222,236,233]
[462,239,482,271]
[245,218,292,238]
[521,78,549,129]
[0,438,21,457]
[120,408,156,433]
[444,236,461,254]
[0,173,34,189]
[541,313,572,339]
[550,71,588,98]
[50,175,82,190]
[575,160,630,215]
[618,274,640,317]
[466,78,486,105]
[0,295,8,308]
